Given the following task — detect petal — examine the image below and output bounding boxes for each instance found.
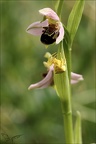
[39,8,59,21]
[71,72,83,84]
[28,65,54,90]
[56,22,64,44]
[26,19,48,36]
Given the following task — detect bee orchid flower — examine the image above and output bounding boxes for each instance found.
[28,65,83,90]
[26,8,64,45]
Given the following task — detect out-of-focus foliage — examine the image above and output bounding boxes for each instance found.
[1,1,95,144]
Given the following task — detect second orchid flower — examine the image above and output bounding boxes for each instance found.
[28,52,83,90]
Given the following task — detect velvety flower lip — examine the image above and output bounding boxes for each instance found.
[28,65,54,90]
[26,8,64,45]
[71,72,84,84]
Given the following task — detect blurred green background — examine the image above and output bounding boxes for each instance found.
[1,0,95,144]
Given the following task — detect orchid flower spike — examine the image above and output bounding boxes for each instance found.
[26,8,64,45]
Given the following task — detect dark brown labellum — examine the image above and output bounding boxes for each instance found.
[40,25,59,45]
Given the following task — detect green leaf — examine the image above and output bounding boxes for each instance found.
[54,0,59,12]
[56,0,64,18]
[67,0,85,46]
[74,111,82,144]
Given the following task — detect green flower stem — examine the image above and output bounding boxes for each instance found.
[54,41,74,143]
[55,0,74,143]
[68,45,72,82]
[65,44,72,82]
[60,42,74,143]
[61,103,74,143]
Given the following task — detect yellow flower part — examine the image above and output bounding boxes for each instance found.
[43,52,66,74]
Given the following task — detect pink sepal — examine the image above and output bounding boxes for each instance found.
[39,8,59,21]
[26,19,48,36]
[56,22,64,44]
[71,72,83,84]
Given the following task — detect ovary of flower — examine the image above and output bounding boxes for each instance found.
[44,53,66,74]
